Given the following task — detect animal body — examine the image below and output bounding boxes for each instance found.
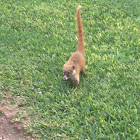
[63,5,85,86]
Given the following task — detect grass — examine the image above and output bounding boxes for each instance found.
[0,0,140,139]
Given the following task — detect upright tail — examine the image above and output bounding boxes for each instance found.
[77,5,84,55]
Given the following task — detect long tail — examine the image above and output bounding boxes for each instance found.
[77,5,84,55]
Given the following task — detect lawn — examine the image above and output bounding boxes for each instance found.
[0,0,140,139]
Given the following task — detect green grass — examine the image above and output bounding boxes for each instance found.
[0,0,140,139]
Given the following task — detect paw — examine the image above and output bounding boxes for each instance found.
[73,80,79,86]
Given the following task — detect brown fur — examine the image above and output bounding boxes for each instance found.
[63,5,85,86]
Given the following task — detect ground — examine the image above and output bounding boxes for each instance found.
[0,0,139,139]
[0,90,34,140]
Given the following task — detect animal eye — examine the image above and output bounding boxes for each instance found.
[68,71,71,75]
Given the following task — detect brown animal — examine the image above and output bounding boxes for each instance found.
[63,5,85,86]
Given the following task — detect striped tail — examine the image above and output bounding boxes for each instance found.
[76,5,84,55]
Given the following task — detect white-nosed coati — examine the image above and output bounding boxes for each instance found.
[63,5,85,86]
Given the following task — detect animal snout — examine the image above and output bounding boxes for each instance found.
[63,76,68,80]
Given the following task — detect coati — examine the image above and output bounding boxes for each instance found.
[63,5,85,86]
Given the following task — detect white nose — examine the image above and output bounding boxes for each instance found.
[63,76,68,80]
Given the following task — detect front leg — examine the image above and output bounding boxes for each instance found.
[73,74,79,86]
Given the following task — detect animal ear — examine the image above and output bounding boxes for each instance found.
[72,65,75,69]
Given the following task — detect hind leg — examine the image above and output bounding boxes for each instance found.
[81,66,85,73]
[81,59,85,73]
[81,64,85,73]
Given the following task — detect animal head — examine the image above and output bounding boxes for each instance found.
[63,64,76,80]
